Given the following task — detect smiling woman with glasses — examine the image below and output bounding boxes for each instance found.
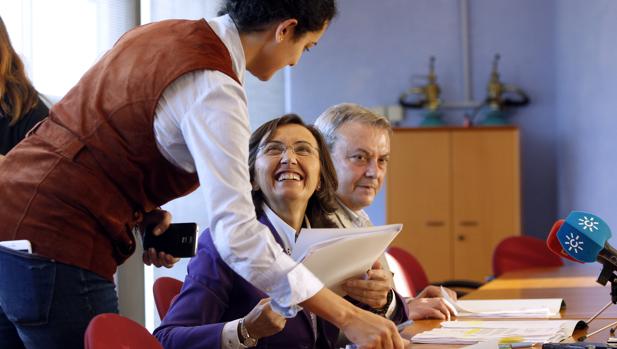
[155,114,343,348]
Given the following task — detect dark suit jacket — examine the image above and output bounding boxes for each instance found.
[154,214,340,349]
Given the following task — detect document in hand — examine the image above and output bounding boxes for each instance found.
[440,287,563,318]
[292,224,402,295]
[411,320,578,344]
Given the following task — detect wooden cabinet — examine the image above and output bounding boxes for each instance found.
[386,127,521,282]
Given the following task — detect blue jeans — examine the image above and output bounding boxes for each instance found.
[0,246,118,349]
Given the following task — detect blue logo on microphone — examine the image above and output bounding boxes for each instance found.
[578,216,599,232]
[563,232,584,254]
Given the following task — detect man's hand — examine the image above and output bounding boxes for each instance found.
[406,297,454,320]
[341,307,408,349]
[139,209,178,268]
[416,285,457,300]
[243,298,287,339]
[343,260,393,308]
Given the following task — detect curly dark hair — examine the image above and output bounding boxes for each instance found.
[248,114,338,228]
[218,0,337,40]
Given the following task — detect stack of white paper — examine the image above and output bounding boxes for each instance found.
[411,320,578,344]
[452,299,563,318]
[440,287,563,318]
[292,224,402,295]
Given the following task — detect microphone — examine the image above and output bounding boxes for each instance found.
[554,211,614,266]
[546,211,617,331]
[552,211,617,286]
[546,219,583,263]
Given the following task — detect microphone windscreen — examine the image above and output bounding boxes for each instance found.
[546,219,582,263]
[556,211,612,263]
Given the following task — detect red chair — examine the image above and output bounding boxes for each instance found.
[84,313,163,349]
[387,246,482,297]
[492,235,564,277]
[386,247,428,296]
[153,276,183,319]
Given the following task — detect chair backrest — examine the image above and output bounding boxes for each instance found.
[386,246,430,297]
[385,252,413,298]
[492,235,564,277]
[84,313,163,349]
[153,276,183,319]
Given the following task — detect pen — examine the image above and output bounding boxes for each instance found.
[499,342,534,349]
[397,319,414,333]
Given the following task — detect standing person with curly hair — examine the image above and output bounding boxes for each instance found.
[0,16,48,158]
[0,2,404,348]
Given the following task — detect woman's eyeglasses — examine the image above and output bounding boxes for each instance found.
[258,141,319,157]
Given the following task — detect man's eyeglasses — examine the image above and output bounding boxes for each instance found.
[258,141,319,157]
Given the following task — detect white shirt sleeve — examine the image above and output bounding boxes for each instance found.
[221,320,245,349]
[154,70,323,316]
[385,291,397,318]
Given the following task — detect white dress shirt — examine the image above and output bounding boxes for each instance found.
[152,14,323,317]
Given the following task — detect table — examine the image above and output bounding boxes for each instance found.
[400,263,617,348]
[464,263,617,319]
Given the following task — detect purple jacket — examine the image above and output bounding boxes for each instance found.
[153,215,340,349]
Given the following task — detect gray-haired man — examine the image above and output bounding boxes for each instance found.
[315,103,455,320]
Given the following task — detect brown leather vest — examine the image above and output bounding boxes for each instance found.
[0,19,239,280]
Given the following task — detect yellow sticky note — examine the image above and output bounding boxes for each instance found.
[499,337,525,344]
[464,328,482,336]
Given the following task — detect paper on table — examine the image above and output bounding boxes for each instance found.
[440,287,562,318]
[412,320,577,344]
[292,224,402,295]
[441,320,574,329]
[461,338,500,349]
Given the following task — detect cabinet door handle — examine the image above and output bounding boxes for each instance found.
[457,234,466,241]
[426,220,445,227]
[459,220,479,227]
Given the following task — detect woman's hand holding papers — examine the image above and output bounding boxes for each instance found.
[343,260,393,308]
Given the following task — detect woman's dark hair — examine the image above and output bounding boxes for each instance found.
[219,0,337,39]
[248,114,338,228]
